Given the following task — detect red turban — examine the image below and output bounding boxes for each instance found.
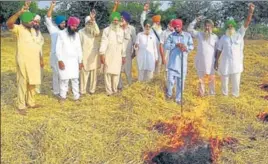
[171,19,183,28]
[152,15,161,23]
[67,16,80,27]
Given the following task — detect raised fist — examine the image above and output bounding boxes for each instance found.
[114,0,120,5]
[196,15,204,22]
[51,0,56,7]
[90,9,96,20]
[249,3,255,13]
[21,1,31,12]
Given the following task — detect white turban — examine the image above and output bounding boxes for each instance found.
[34,15,41,21]
[85,16,91,24]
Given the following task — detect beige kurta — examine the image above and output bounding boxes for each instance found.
[99,26,126,75]
[118,24,136,88]
[10,24,41,85]
[79,22,101,94]
[34,30,44,93]
[79,22,101,71]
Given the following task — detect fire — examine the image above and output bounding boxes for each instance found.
[144,116,238,164]
[259,83,268,91]
[257,112,268,122]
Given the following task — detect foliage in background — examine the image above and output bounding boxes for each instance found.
[0,1,38,24]
[56,1,110,29]
[0,1,268,39]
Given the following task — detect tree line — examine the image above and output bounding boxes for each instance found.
[1,1,268,39]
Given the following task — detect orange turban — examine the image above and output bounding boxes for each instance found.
[152,15,161,23]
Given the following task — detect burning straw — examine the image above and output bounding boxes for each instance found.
[144,116,238,164]
[257,112,268,122]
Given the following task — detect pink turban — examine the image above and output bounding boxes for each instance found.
[67,16,80,27]
[171,19,183,28]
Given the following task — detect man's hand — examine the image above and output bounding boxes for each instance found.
[214,61,219,71]
[249,3,255,13]
[40,58,44,68]
[25,1,31,8]
[79,63,84,70]
[162,58,167,65]
[196,15,204,22]
[20,1,31,13]
[100,55,105,64]
[51,0,56,8]
[176,43,187,52]
[114,0,120,5]
[244,3,255,28]
[90,9,96,21]
[122,57,126,64]
[58,61,65,70]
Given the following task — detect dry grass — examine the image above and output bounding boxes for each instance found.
[1,32,268,164]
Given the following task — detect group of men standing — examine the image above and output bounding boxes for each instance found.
[6,1,255,114]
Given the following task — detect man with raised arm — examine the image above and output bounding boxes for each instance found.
[214,3,255,97]
[99,12,126,96]
[188,17,218,97]
[6,2,43,114]
[112,0,136,90]
[135,19,158,82]
[45,1,67,96]
[79,10,100,96]
[140,3,163,75]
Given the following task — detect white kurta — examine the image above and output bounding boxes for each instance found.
[122,24,136,72]
[56,29,83,80]
[135,32,158,71]
[140,11,162,64]
[217,26,247,76]
[99,26,126,75]
[45,16,62,95]
[44,16,61,66]
[188,20,219,75]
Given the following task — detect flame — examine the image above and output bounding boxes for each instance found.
[259,83,268,91]
[144,117,206,163]
[144,116,238,164]
[257,112,268,122]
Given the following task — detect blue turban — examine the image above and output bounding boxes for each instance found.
[121,11,131,23]
[55,15,66,25]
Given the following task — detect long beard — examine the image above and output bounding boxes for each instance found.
[152,24,161,31]
[67,27,77,37]
[85,24,95,36]
[226,28,236,37]
[204,30,211,41]
[110,23,120,31]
